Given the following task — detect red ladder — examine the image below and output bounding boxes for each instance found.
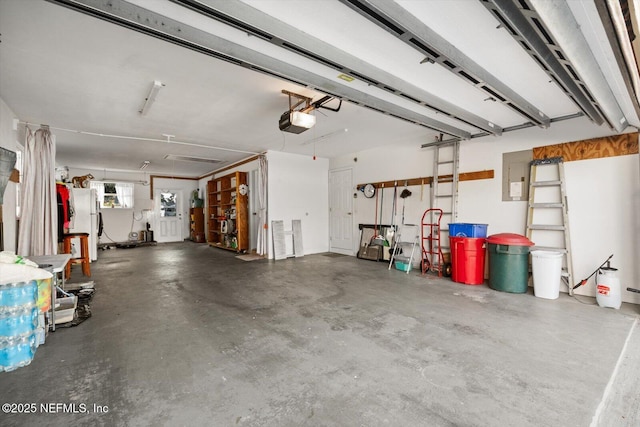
[421,208,444,277]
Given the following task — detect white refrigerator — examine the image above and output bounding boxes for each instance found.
[69,188,99,261]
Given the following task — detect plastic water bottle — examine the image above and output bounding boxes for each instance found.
[0,280,39,372]
[0,333,37,372]
[0,281,38,307]
[0,306,39,336]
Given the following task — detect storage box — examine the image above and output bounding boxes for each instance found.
[359,245,382,261]
[394,260,411,272]
[54,295,77,325]
[394,256,412,272]
[448,223,488,238]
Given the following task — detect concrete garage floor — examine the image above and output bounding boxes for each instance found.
[1,243,639,426]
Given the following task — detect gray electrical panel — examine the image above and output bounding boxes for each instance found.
[502,150,532,202]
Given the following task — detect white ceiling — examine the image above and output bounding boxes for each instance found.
[0,0,638,177]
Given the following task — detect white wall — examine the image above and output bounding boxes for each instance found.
[331,116,640,304]
[331,143,436,254]
[267,150,329,258]
[461,117,639,304]
[0,97,19,252]
[151,177,198,241]
[67,168,197,243]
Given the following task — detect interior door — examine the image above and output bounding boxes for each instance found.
[329,168,354,255]
[249,169,258,252]
[155,189,183,243]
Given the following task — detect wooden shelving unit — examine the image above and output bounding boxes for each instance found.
[206,171,249,253]
[189,207,204,242]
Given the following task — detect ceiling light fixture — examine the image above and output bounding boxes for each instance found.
[291,111,316,128]
[139,160,150,170]
[279,90,317,134]
[139,80,164,116]
[164,154,223,164]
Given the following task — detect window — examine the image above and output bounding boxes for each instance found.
[91,181,134,208]
[160,191,177,217]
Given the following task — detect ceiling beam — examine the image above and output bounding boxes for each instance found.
[594,0,640,121]
[482,0,625,131]
[46,0,471,139]
[528,0,629,132]
[170,0,503,136]
[421,112,584,148]
[339,0,551,128]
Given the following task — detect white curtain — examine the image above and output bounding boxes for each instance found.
[256,155,268,255]
[114,182,133,208]
[17,126,58,256]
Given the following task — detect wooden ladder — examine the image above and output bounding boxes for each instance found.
[526,157,574,294]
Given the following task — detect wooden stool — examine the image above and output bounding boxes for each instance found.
[62,233,91,279]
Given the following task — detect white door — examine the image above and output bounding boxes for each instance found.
[155,189,183,243]
[249,169,258,252]
[329,168,354,255]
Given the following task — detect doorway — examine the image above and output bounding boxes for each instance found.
[329,168,354,255]
[154,189,183,243]
[249,169,258,253]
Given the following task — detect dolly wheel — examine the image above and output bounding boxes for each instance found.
[422,258,431,273]
[443,262,452,277]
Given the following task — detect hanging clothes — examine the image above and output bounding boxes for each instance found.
[66,183,76,229]
[56,183,70,227]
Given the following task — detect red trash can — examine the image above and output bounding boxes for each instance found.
[450,237,486,285]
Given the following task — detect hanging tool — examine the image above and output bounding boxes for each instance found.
[370,184,385,246]
[379,183,384,226]
[372,184,379,239]
[573,254,613,290]
[386,181,398,244]
[400,183,412,225]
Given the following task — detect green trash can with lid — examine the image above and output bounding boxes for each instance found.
[486,233,534,293]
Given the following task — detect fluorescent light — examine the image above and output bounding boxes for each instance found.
[164,154,222,164]
[139,80,164,116]
[290,111,316,129]
[139,160,150,170]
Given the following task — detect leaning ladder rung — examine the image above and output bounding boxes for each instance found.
[532,156,563,165]
[435,195,453,198]
[530,203,563,208]
[437,160,454,165]
[531,180,562,187]
[528,224,565,231]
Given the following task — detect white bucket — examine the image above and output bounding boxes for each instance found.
[531,250,563,299]
[596,267,621,309]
